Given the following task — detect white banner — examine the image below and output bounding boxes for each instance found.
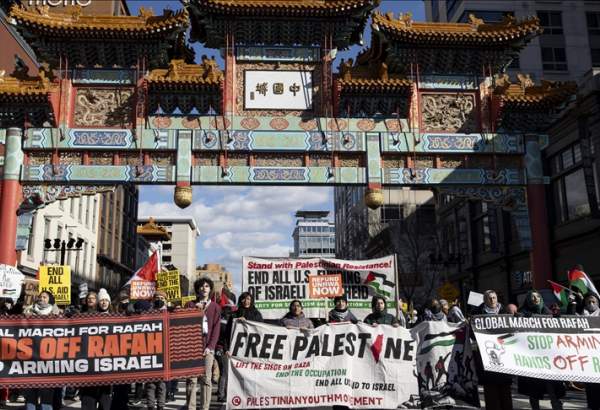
[242,256,397,320]
[471,314,600,383]
[413,321,480,408]
[0,264,24,302]
[226,320,418,409]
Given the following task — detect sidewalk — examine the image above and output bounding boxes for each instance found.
[4,383,589,409]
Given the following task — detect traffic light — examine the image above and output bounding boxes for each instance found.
[44,239,52,249]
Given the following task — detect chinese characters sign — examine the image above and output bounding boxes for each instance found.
[244,71,313,110]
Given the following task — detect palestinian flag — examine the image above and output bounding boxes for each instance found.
[549,280,569,310]
[418,330,457,355]
[364,271,395,298]
[568,267,599,296]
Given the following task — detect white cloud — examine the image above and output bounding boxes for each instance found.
[139,185,333,293]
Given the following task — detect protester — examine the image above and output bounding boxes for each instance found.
[328,295,358,324]
[82,291,98,313]
[23,291,60,410]
[111,291,131,410]
[579,293,600,409]
[506,303,518,315]
[185,278,221,410]
[80,289,112,410]
[471,290,512,410]
[422,298,446,322]
[517,290,564,410]
[281,300,314,329]
[219,292,263,403]
[364,296,400,326]
[446,299,466,323]
[145,290,167,410]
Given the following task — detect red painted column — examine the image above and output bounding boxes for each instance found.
[524,134,552,289]
[0,128,23,266]
[527,184,552,289]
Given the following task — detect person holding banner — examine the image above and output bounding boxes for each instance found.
[23,291,61,410]
[328,294,358,324]
[579,293,600,410]
[471,290,512,410]
[185,278,221,410]
[220,292,264,403]
[364,296,402,327]
[80,288,113,410]
[517,290,565,410]
[281,300,314,329]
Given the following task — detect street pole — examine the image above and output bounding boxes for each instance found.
[60,241,66,265]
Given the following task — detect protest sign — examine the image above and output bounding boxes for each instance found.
[242,256,396,320]
[412,321,479,408]
[308,274,343,299]
[181,295,196,305]
[0,264,24,301]
[131,280,156,300]
[227,320,418,409]
[471,314,600,382]
[39,265,71,305]
[467,291,483,307]
[0,310,205,388]
[23,278,39,306]
[157,270,181,302]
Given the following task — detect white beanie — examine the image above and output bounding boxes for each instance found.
[98,288,111,303]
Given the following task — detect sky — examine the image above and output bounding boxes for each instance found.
[132,0,426,291]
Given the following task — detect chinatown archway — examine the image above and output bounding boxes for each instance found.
[0,2,575,290]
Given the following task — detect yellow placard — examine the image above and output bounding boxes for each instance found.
[181,295,196,305]
[157,270,181,302]
[39,265,71,305]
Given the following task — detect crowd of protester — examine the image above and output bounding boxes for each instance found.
[1,272,599,410]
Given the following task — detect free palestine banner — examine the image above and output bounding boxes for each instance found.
[242,256,396,320]
[471,314,600,382]
[0,310,205,388]
[226,320,418,409]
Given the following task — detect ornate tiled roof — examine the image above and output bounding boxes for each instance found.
[147,58,223,88]
[137,217,171,241]
[493,73,576,109]
[372,11,541,46]
[0,68,54,100]
[192,0,378,15]
[336,58,411,93]
[9,5,189,37]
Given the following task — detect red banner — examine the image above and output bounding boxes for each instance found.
[0,310,204,388]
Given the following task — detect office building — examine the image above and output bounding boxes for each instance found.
[291,211,335,259]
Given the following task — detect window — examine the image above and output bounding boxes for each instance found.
[27,214,37,257]
[163,255,172,263]
[541,47,567,71]
[537,11,563,34]
[78,197,84,222]
[92,197,98,231]
[587,12,600,35]
[591,49,600,67]
[380,205,403,222]
[56,225,63,242]
[70,198,75,217]
[162,243,172,251]
[85,196,91,227]
[551,144,592,222]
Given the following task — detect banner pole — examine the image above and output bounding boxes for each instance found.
[394,253,400,319]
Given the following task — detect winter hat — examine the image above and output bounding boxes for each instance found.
[98,288,111,303]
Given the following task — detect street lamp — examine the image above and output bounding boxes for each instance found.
[44,237,84,265]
